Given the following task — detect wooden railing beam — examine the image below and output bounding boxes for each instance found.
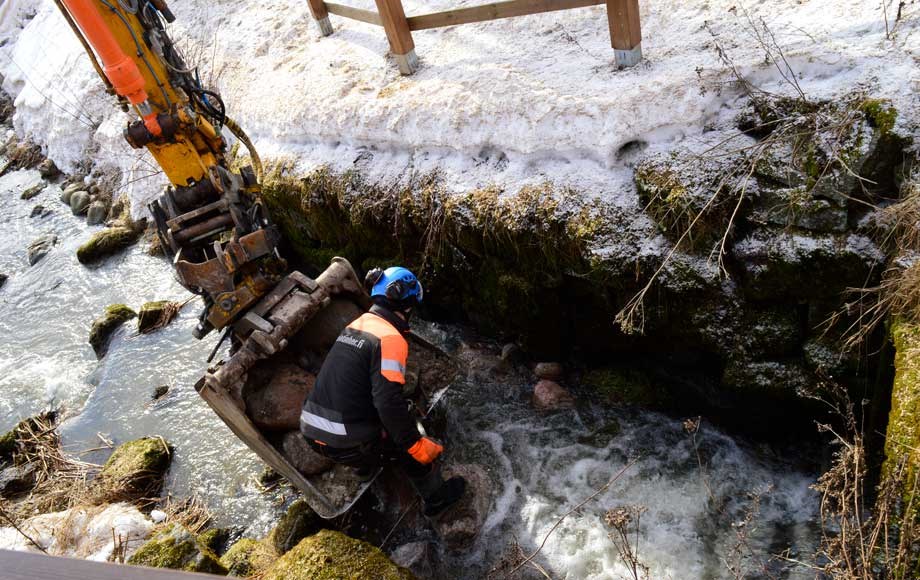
[306,0,334,35]
[407,0,604,30]
[325,2,382,26]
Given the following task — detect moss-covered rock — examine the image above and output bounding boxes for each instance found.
[91,437,172,503]
[220,538,277,577]
[582,367,661,407]
[88,304,137,358]
[263,529,414,580]
[268,498,323,555]
[76,226,141,265]
[882,320,920,576]
[128,524,227,575]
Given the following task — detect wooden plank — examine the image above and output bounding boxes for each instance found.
[325,2,382,26]
[407,0,604,30]
[606,0,641,49]
[374,0,415,54]
[0,549,226,580]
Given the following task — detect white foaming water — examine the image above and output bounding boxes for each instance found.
[0,168,285,534]
[421,323,822,579]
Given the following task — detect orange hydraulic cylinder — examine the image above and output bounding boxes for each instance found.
[61,0,161,134]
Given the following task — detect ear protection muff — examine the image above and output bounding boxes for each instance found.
[385,280,405,301]
[364,267,384,292]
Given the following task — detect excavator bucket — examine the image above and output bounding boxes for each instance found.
[194,258,456,518]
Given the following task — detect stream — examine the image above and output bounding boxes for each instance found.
[0,167,822,578]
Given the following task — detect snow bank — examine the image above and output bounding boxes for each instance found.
[0,502,154,560]
[0,0,917,214]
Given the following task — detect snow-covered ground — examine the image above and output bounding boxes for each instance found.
[0,0,918,211]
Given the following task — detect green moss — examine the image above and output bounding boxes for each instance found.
[76,226,141,265]
[128,524,227,575]
[88,304,137,357]
[93,437,172,501]
[220,538,277,577]
[884,321,920,494]
[860,98,898,135]
[198,528,231,555]
[583,367,660,406]
[268,499,323,555]
[263,529,414,580]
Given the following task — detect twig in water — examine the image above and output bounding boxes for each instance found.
[504,457,639,578]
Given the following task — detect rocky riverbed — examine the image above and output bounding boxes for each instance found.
[0,127,835,578]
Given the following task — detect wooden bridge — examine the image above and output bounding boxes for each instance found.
[303,0,643,74]
[0,549,226,579]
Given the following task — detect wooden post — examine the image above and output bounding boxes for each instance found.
[374,0,419,75]
[606,0,642,67]
[306,0,334,36]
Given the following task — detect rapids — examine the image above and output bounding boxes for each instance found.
[0,168,821,578]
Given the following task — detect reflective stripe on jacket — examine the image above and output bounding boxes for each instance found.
[300,306,420,450]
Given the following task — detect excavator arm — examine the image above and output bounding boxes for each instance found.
[55,0,285,338]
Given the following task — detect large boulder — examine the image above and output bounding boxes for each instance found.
[86,201,108,226]
[245,364,315,432]
[0,273,7,289]
[76,226,141,265]
[268,498,323,555]
[27,234,57,265]
[280,431,334,476]
[263,529,414,580]
[0,462,37,496]
[128,524,227,574]
[220,538,277,577]
[531,379,574,412]
[70,190,90,215]
[433,464,490,550]
[88,304,137,358]
[90,437,172,503]
[137,300,177,333]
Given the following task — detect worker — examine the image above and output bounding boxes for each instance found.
[300,266,467,517]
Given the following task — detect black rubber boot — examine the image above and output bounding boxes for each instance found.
[422,476,467,518]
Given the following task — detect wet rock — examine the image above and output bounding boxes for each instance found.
[152,385,170,400]
[27,233,57,265]
[221,538,277,577]
[20,182,45,200]
[500,342,522,363]
[534,362,563,381]
[582,367,660,407]
[37,158,59,179]
[263,529,414,580]
[280,431,334,476]
[128,524,227,574]
[198,528,234,556]
[0,273,6,290]
[76,226,141,265]
[70,190,90,215]
[88,304,137,358]
[137,300,175,333]
[577,419,621,446]
[245,364,315,432]
[532,379,574,412]
[434,464,490,550]
[29,204,47,218]
[91,437,172,503]
[389,541,436,579]
[86,200,108,226]
[721,359,813,398]
[0,462,37,496]
[754,186,848,233]
[268,498,323,555]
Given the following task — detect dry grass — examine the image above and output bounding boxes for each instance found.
[156,494,213,535]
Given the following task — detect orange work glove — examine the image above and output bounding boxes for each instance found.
[407,437,443,465]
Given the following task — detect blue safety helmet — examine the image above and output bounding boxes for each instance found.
[367,266,423,306]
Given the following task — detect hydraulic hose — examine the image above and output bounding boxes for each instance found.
[224,116,263,182]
